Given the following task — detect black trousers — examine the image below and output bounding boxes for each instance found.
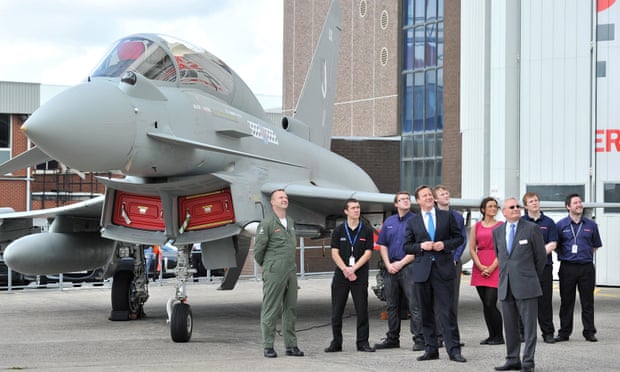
[558,261,596,338]
[416,265,461,357]
[383,263,423,343]
[537,265,555,337]
[330,275,369,347]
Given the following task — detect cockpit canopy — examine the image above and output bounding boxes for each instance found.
[90,33,266,119]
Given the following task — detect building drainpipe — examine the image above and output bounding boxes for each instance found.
[26,137,31,211]
[589,0,598,205]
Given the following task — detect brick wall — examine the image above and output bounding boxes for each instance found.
[442,0,463,197]
[331,138,400,194]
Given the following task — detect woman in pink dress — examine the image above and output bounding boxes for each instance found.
[469,197,505,345]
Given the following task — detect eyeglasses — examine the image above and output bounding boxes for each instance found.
[507,205,521,210]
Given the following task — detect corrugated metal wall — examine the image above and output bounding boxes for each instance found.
[460,0,490,200]
[520,0,592,188]
[0,81,40,114]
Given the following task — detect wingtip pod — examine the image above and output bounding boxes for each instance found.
[292,0,342,149]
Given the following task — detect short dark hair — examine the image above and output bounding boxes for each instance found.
[414,184,431,200]
[565,193,581,207]
[344,198,359,210]
[270,188,286,200]
[393,191,410,203]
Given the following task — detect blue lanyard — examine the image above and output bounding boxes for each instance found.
[345,220,362,255]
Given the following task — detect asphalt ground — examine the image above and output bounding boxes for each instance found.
[1,274,619,371]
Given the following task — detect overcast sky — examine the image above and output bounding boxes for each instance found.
[0,0,283,106]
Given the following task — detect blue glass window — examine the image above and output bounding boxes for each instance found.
[401,0,444,192]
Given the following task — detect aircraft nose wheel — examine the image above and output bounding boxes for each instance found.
[169,301,193,342]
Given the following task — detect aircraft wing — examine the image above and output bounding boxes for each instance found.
[146,132,306,168]
[0,195,104,221]
[261,182,481,221]
[0,196,104,246]
[0,146,51,175]
[262,182,393,211]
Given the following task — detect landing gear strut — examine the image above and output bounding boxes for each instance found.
[167,244,193,342]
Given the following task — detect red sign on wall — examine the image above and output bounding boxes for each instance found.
[596,129,620,152]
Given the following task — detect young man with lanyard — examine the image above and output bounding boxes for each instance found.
[554,193,602,343]
[521,191,559,344]
[325,198,376,353]
[373,191,424,352]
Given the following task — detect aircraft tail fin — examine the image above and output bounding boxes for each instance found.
[292,0,342,149]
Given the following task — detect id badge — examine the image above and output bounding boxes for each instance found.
[349,256,355,266]
[571,244,579,254]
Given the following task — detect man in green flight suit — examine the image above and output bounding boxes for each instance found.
[254,189,304,358]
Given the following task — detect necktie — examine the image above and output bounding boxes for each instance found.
[507,223,515,255]
[426,211,435,241]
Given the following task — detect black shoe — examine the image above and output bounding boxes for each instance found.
[417,351,439,361]
[585,335,598,342]
[285,346,304,356]
[543,334,556,344]
[488,337,505,345]
[324,341,342,353]
[374,338,400,349]
[554,335,569,342]
[494,361,522,371]
[480,337,490,345]
[357,344,376,352]
[449,353,467,363]
[263,348,277,358]
[412,342,425,351]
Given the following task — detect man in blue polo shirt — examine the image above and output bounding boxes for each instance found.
[374,191,424,352]
[554,193,602,343]
[521,191,559,344]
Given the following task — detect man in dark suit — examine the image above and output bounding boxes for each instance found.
[493,197,546,372]
[403,185,466,363]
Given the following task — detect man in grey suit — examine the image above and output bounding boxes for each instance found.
[493,197,546,372]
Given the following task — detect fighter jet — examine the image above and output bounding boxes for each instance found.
[0,1,394,342]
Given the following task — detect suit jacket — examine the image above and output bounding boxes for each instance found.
[403,208,464,283]
[492,219,546,300]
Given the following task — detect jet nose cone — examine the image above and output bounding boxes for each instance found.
[24,80,136,172]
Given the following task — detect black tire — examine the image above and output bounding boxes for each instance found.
[170,302,193,342]
[111,271,132,312]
